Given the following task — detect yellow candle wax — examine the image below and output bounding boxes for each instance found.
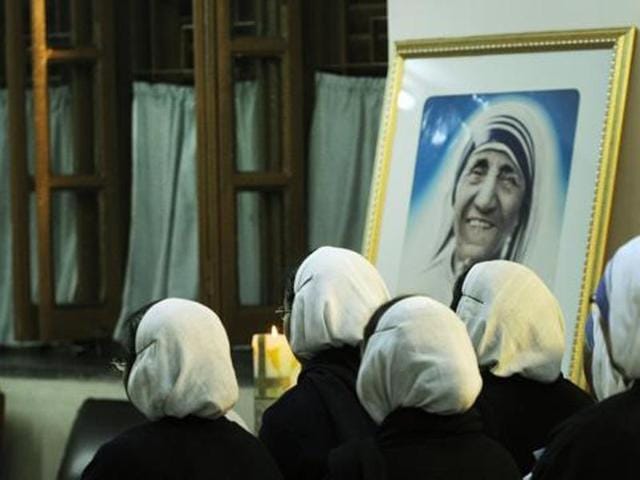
[252,326,301,399]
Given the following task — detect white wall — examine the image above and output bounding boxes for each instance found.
[0,377,255,480]
[388,0,640,372]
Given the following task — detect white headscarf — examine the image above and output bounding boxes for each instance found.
[456,260,565,383]
[287,246,390,360]
[589,236,640,400]
[357,296,482,424]
[127,298,239,421]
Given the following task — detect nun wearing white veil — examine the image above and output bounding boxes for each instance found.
[259,247,390,480]
[326,296,520,479]
[532,237,640,479]
[399,98,564,306]
[453,260,593,475]
[82,298,282,480]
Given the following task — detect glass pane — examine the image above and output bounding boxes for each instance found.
[0,99,13,336]
[52,190,104,306]
[231,0,282,37]
[47,62,99,175]
[0,5,4,84]
[29,193,39,303]
[46,0,94,48]
[233,57,282,172]
[130,1,195,77]
[236,191,285,305]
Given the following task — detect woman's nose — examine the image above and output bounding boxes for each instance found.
[473,175,498,211]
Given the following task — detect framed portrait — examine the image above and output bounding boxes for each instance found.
[363,27,636,381]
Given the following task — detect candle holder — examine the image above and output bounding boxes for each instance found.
[252,326,300,432]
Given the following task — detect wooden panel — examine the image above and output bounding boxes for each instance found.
[282,0,306,268]
[91,0,124,330]
[149,0,183,70]
[233,172,290,188]
[226,0,305,345]
[28,0,126,340]
[49,175,104,189]
[230,36,287,55]
[31,0,56,339]
[195,0,305,344]
[194,0,222,311]
[47,47,99,63]
[6,0,38,340]
[70,1,95,177]
[50,306,115,338]
[216,0,238,333]
[112,0,133,287]
[71,0,92,46]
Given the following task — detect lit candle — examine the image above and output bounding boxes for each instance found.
[252,326,301,432]
[251,326,301,399]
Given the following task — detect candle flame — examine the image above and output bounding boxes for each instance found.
[271,325,278,336]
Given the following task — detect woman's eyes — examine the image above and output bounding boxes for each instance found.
[466,168,522,190]
[498,173,521,189]
[467,162,488,179]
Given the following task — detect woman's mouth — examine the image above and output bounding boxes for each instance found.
[466,217,496,229]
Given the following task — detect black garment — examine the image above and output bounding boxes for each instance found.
[475,371,594,474]
[81,415,282,480]
[326,408,521,480]
[532,383,640,479]
[259,346,376,480]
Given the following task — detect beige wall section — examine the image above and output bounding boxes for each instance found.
[387,0,640,259]
[0,377,255,480]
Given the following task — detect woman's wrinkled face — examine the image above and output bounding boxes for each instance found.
[453,148,525,263]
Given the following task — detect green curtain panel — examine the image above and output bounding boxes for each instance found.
[0,91,12,342]
[1,74,386,343]
[235,79,264,306]
[307,73,386,252]
[0,87,76,343]
[114,83,199,341]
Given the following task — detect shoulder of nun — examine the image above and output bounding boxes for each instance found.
[475,436,522,479]
[326,437,386,480]
[533,389,640,479]
[260,379,324,430]
[81,434,148,480]
[258,390,309,447]
[554,377,595,409]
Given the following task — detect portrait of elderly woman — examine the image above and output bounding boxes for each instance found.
[397,90,579,304]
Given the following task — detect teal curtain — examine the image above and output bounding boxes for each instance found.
[1,74,386,343]
[0,87,76,343]
[307,73,386,252]
[235,80,264,305]
[0,91,13,342]
[114,83,199,340]
[26,88,77,306]
[115,80,266,334]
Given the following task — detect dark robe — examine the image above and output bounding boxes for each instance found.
[326,407,521,480]
[81,415,282,480]
[259,346,376,480]
[531,383,640,479]
[475,371,594,474]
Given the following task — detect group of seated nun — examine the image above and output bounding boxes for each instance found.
[81,239,640,479]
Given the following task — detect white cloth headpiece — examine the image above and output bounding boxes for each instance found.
[127,298,239,421]
[456,260,565,382]
[591,236,640,399]
[287,246,390,359]
[357,296,482,424]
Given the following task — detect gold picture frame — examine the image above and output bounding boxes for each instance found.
[362,27,636,385]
